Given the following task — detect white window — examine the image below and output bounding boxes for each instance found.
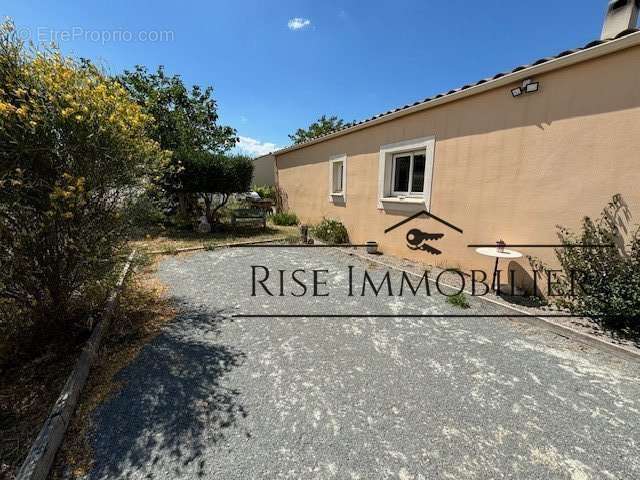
[332,161,344,194]
[377,136,435,210]
[391,151,426,197]
[329,154,347,201]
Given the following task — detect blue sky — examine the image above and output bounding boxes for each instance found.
[2,1,621,155]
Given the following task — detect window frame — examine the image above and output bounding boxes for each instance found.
[332,160,344,194]
[377,136,436,211]
[391,150,426,197]
[328,154,347,202]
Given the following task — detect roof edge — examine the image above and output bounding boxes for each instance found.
[273,29,640,157]
[253,154,275,160]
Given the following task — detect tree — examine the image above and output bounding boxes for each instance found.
[119,65,237,153]
[0,20,166,333]
[288,115,353,144]
[178,149,253,227]
[118,66,238,201]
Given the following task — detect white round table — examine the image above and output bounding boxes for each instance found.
[475,247,523,291]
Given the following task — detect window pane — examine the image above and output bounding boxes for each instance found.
[411,154,426,193]
[393,156,410,192]
[332,162,343,193]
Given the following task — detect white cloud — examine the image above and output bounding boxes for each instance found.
[288,17,311,30]
[236,136,278,157]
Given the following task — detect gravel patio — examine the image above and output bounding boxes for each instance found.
[85,246,640,479]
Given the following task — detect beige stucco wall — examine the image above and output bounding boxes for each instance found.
[252,154,276,186]
[276,45,640,276]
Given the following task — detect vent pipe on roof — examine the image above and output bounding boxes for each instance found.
[601,0,639,39]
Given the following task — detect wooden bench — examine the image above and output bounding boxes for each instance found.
[230,209,267,229]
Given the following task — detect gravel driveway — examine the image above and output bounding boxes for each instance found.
[87,247,640,479]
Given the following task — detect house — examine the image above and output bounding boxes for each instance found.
[252,154,275,186]
[273,1,640,274]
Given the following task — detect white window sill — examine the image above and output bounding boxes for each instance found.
[380,196,425,204]
[329,192,346,204]
[379,196,426,213]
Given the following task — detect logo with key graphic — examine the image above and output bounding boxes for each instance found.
[384,210,463,255]
[406,229,445,254]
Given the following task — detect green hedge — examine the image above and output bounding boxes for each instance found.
[271,212,299,226]
[311,218,348,244]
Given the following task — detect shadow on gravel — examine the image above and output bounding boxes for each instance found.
[89,304,246,479]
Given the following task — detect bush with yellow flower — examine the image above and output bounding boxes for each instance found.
[0,20,168,354]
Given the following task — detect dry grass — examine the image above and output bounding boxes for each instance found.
[50,259,177,479]
[130,223,299,254]
[0,342,83,480]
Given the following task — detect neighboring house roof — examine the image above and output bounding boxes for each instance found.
[271,28,640,157]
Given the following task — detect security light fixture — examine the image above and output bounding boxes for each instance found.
[511,78,539,98]
[525,81,539,93]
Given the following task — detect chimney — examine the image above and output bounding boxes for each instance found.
[601,0,639,39]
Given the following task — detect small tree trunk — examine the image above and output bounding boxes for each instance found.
[177,192,190,217]
[203,194,213,226]
[198,193,231,227]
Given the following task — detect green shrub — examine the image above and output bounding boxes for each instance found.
[311,218,349,244]
[447,292,470,309]
[253,185,276,201]
[169,212,196,231]
[271,212,299,226]
[126,191,166,229]
[178,149,254,226]
[530,196,640,335]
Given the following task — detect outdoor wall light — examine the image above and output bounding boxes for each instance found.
[511,79,539,98]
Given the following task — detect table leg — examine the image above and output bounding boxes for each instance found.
[491,257,499,292]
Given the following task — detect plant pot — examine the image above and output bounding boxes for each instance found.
[366,241,378,254]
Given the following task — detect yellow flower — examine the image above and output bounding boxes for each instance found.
[50,186,65,199]
[0,101,16,114]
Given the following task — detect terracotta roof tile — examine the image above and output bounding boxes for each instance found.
[285,29,640,149]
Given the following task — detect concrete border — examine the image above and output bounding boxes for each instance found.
[148,236,289,255]
[16,251,136,480]
[337,247,640,364]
